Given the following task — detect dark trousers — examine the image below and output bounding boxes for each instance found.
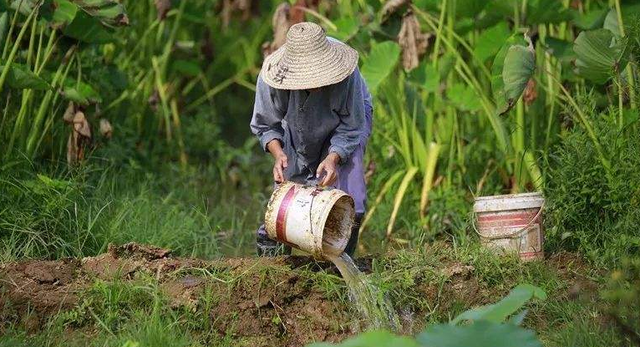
[256,213,364,257]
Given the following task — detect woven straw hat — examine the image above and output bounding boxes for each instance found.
[261,22,359,90]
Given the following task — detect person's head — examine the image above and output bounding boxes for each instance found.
[260,22,359,91]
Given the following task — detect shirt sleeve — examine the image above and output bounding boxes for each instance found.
[328,68,366,163]
[250,75,286,152]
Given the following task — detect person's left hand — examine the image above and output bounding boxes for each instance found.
[316,152,341,186]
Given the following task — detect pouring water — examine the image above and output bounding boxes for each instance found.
[264,182,400,331]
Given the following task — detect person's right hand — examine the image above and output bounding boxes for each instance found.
[273,153,288,183]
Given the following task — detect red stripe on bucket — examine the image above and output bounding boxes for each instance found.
[477,210,541,228]
[276,185,297,243]
[477,212,538,222]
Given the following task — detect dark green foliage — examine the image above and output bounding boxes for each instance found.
[544,107,640,265]
[602,257,640,344]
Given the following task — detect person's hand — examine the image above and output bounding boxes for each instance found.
[273,152,288,183]
[316,152,341,186]
[267,139,288,183]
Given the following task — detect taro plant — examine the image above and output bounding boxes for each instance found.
[0,0,129,162]
[311,0,640,241]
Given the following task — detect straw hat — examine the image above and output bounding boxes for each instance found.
[261,22,359,90]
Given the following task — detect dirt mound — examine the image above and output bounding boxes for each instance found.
[0,243,373,346]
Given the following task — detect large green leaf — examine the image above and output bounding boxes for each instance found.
[491,34,534,115]
[525,0,571,25]
[407,62,439,93]
[503,43,536,101]
[0,63,50,90]
[544,37,575,63]
[413,0,439,12]
[455,0,488,19]
[417,320,542,347]
[62,79,102,104]
[451,284,546,325]
[71,0,128,27]
[603,9,620,36]
[574,28,629,84]
[327,17,359,42]
[603,5,640,36]
[473,22,511,63]
[41,0,78,26]
[572,8,607,30]
[308,330,418,347]
[423,65,439,93]
[7,0,37,15]
[447,83,481,112]
[483,0,518,19]
[361,41,401,95]
[63,10,114,43]
[171,60,202,77]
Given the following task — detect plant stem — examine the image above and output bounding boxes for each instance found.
[0,6,37,95]
[614,0,637,109]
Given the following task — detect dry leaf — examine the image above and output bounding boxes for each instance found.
[73,111,91,138]
[237,0,252,21]
[570,0,582,9]
[236,0,251,11]
[272,2,291,50]
[364,160,376,184]
[523,79,538,105]
[290,0,307,24]
[148,90,160,112]
[398,11,429,71]
[99,119,113,139]
[67,110,92,166]
[154,0,171,20]
[381,0,409,22]
[221,0,255,28]
[62,102,76,123]
[67,111,91,166]
[66,133,78,166]
[221,0,232,28]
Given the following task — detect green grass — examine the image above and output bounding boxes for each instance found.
[0,147,270,262]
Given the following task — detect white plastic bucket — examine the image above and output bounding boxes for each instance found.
[264,182,355,258]
[473,192,545,261]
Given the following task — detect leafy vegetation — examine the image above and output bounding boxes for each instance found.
[310,284,548,347]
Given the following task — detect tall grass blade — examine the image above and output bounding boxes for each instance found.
[386,167,418,238]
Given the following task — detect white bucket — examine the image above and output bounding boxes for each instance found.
[473,192,545,261]
[264,182,355,258]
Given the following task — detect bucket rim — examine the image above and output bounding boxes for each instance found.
[264,181,354,257]
[473,192,544,213]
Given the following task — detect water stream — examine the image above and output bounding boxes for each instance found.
[326,252,400,331]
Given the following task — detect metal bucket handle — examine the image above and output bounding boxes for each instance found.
[472,203,545,240]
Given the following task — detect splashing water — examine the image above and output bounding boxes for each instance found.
[326,252,400,331]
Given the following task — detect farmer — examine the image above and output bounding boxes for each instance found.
[250,22,372,257]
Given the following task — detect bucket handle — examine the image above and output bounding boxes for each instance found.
[472,203,544,240]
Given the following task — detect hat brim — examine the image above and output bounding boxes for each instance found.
[260,40,359,90]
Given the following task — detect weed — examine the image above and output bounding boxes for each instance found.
[544,106,640,266]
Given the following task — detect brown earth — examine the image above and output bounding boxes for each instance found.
[0,243,371,346]
[0,243,596,346]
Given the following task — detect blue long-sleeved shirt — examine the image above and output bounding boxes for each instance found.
[250,67,372,182]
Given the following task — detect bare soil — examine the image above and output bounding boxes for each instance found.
[0,243,368,346]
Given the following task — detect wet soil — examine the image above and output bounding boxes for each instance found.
[0,243,596,346]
